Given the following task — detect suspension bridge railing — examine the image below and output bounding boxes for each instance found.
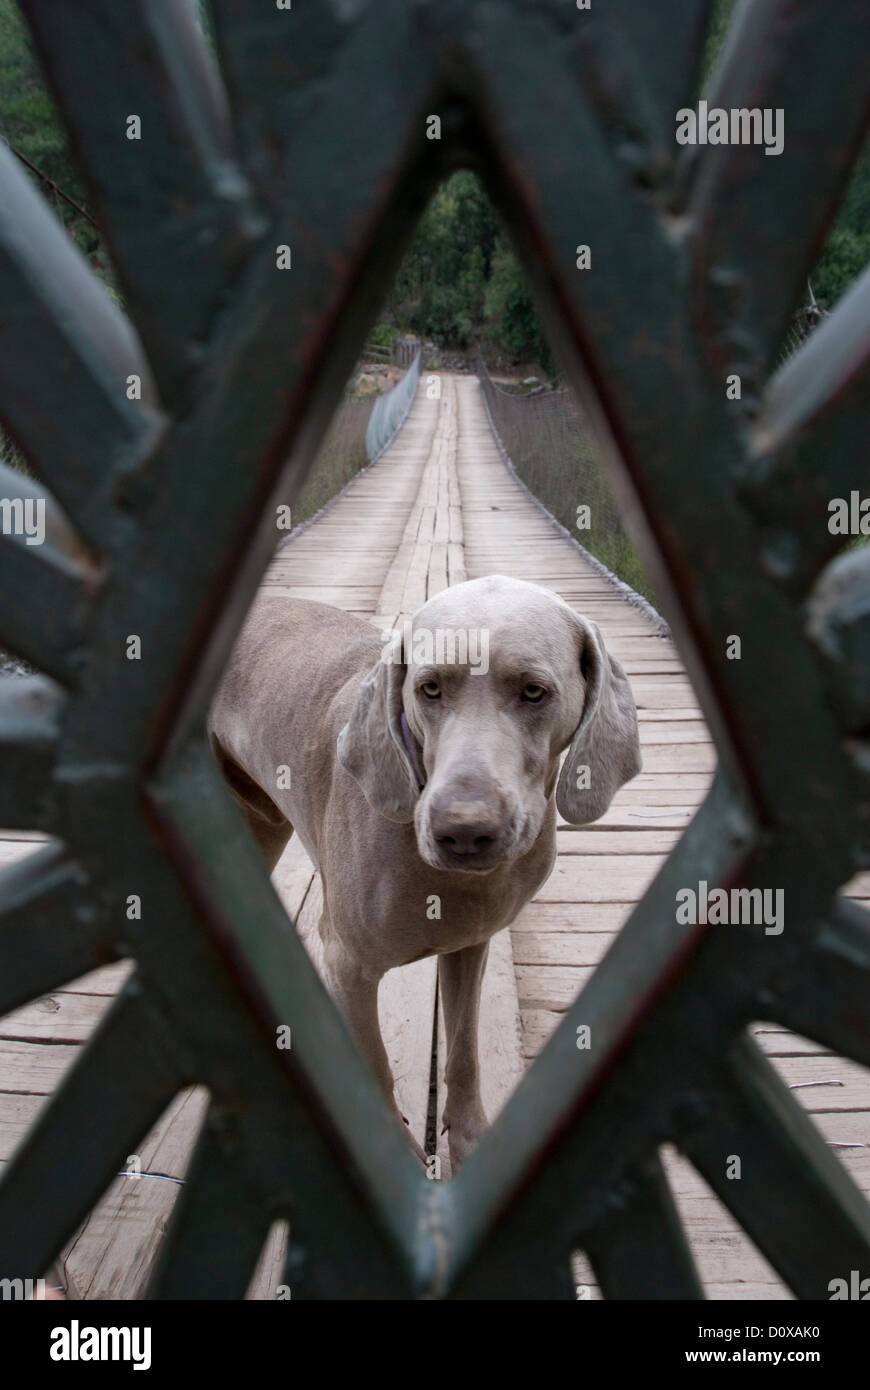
[476,359,654,603]
[291,391,372,528]
[477,280,830,609]
[365,348,422,461]
[779,295,828,362]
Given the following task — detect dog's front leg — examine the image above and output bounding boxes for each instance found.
[323,936,425,1162]
[439,941,490,1168]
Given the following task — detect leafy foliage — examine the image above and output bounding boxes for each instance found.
[0,0,110,273]
[483,242,552,369]
[385,169,552,366]
[366,322,399,349]
[813,146,870,307]
[388,172,491,347]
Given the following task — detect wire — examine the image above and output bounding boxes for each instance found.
[1,135,99,230]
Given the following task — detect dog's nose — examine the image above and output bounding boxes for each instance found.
[431,800,503,857]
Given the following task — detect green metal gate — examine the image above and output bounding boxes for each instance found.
[0,0,869,1298]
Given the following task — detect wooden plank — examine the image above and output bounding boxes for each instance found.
[842,872,870,900]
[764,1055,870,1114]
[633,744,717,772]
[246,1219,290,1301]
[750,1026,835,1058]
[58,1086,209,1300]
[0,1038,80,1095]
[53,962,133,996]
[636,706,703,721]
[435,926,525,1179]
[515,964,594,1010]
[555,828,680,854]
[512,932,618,966]
[605,783,708,806]
[533,853,664,903]
[379,959,437,1155]
[511,902,632,932]
[0,839,44,870]
[660,1145,791,1296]
[590,802,700,827]
[0,1093,41,1161]
[0,989,116,1044]
[638,721,709,743]
[705,1283,793,1300]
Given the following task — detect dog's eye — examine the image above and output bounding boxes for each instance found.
[522,683,546,702]
[420,680,441,700]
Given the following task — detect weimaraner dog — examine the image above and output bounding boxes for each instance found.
[209,574,641,1165]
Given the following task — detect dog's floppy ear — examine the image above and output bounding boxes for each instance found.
[337,652,422,823]
[556,615,641,825]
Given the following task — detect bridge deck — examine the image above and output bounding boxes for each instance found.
[1,373,867,1299]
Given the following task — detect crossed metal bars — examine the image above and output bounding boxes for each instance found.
[0,0,868,1297]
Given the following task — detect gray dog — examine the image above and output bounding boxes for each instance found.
[209,574,641,1165]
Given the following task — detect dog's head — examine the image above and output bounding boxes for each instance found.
[337,575,641,873]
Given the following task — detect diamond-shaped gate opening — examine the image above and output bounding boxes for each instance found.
[204,217,717,1201]
[1,0,870,1302]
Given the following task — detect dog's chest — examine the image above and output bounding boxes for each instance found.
[382,835,556,967]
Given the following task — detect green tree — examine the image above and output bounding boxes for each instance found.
[483,238,552,370]
[388,171,495,346]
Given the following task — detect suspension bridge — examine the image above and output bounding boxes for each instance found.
[1,368,867,1299]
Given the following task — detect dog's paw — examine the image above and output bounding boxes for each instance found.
[443,1106,489,1169]
[401,1113,427,1167]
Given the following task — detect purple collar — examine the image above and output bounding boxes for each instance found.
[400,711,426,789]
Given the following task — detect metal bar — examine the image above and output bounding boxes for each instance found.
[682,1034,870,1299]
[209,1,434,190]
[0,534,89,684]
[147,742,429,1274]
[0,675,60,828]
[743,263,870,596]
[1,134,99,227]
[146,1114,271,1300]
[764,900,870,1071]
[149,1094,429,1295]
[0,987,183,1281]
[0,463,92,572]
[685,0,870,376]
[0,845,116,1018]
[445,826,856,1296]
[0,142,162,550]
[31,779,422,1298]
[567,0,714,186]
[208,0,357,186]
[585,1151,704,1300]
[615,0,714,116]
[20,0,262,411]
[58,178,446,770]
